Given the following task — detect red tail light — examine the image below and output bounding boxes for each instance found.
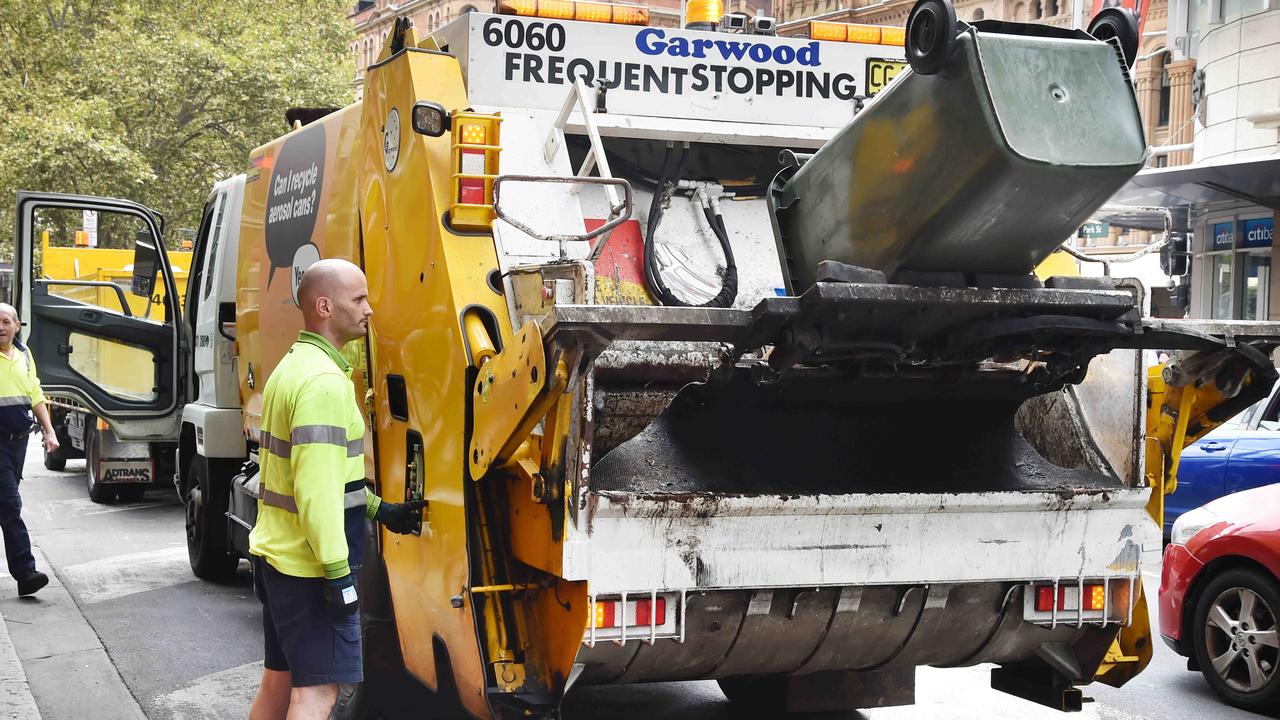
[634,597,666,626]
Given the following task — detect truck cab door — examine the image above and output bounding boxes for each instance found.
[14,192,184,440]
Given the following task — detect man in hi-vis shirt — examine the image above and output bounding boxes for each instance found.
[248,260,424,720]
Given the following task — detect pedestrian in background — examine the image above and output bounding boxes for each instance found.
[247,260,425,720]
[0,303,59,597]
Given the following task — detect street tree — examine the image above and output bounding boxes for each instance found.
[0,0,355,260]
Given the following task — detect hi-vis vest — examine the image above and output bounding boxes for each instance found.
[0,340,44,435]
[248,332,381,580]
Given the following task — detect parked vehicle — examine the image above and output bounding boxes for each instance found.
[1160,483,1280,714]
[1165,377,1280,540]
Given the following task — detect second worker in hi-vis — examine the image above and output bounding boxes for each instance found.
[247,258,425,720]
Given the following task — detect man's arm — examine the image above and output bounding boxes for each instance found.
[26,349,57,453]
[33,403,57,453]
[290,375,356,581]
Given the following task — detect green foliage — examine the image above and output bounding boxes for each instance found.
[0,0,355,259]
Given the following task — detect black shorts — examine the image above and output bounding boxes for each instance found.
[254,556,362,687]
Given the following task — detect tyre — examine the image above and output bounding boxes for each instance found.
[185,458,238,581]
[329,682,366,720]
[43,445,66,472]
[116,485,146,502]
[905,0,957,76]
[718,675,788,717]
[1087,7,1140,68]
[85,428,115,504]
[1192,568,1280,714]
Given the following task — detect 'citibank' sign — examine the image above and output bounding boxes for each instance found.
[1211,218,1275,250]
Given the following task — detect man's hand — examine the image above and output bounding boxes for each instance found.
[375,499,428,535]
[322,574,359,619]
[42,431,59,454]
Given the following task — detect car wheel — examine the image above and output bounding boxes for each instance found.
[85,428,115,504]
[185,458,238,581]
[1192,568,1280,714]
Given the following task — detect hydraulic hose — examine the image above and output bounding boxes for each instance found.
[642,144,739,309]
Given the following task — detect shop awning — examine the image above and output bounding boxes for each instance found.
[1108,155,1280,212]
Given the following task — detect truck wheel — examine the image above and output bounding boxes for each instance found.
[186,458,238,581]
[329,682,366,720]
[43,445,66,472]
[1192,568,1280,714]
[85,428,115,504]
[117,485,146,502]
[717,675,788,715]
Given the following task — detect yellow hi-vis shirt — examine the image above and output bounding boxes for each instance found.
[0,340,45,435]
[248,331,381,580]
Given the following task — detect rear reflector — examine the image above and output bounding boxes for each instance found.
[1033,583,1108,612]
[593,601,616,628]
[1085,584,1105,611]
[634,597,666,626]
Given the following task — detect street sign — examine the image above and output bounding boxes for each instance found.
[1079,222,1109,239]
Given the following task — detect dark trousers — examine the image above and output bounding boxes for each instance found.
[0,437,35,581]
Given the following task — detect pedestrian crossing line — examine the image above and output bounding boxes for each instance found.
[58,546,192,605]
[153,660,261,720]
[31,497,172,523]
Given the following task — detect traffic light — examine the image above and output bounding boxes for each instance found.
[1161,206,1191,277]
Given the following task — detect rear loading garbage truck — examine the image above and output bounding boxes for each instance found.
[13,0,1280,716]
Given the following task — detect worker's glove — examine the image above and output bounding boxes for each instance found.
[322,574,359,620]
[375,499,428,535]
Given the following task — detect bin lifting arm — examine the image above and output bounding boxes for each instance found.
[1096,342,1278,687]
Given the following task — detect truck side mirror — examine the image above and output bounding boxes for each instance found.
[131,229,159,298]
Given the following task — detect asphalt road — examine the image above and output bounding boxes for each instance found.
[0,446,1270,720]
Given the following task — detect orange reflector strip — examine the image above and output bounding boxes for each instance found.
[593,601,617,628]
[845,24,882,44]
[808,20,848,42]
[808,20,902,46]
[460,124,487,145]
[1086,584,1106,611]
[497,0,649,25]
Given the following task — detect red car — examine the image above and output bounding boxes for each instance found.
[1161,483,1280,713]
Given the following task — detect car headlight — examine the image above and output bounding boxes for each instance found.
[1170,506,1219,546]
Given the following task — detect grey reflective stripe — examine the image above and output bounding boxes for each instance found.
[259,430,292,459]
[261,488,298,513]
[0,396,30,407]
[345,489,366,509]
[347,439,363,457]
[291,424,348,447]
[261,488,363,511]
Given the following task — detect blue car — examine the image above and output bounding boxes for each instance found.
[1164,379,1280,540]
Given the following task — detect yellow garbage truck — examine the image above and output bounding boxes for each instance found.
[13,0,1280,716]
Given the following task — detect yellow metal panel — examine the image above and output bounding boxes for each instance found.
[359,46,509,718]
[469,322,548,479]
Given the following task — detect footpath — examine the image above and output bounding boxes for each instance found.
[0,545,146,720]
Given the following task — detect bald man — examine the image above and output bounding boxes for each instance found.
[0,303,57,597]
[248,259,425,720]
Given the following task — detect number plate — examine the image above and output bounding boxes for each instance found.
[866,58,907,97]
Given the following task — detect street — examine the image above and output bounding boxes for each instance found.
[0,445,1267,720]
